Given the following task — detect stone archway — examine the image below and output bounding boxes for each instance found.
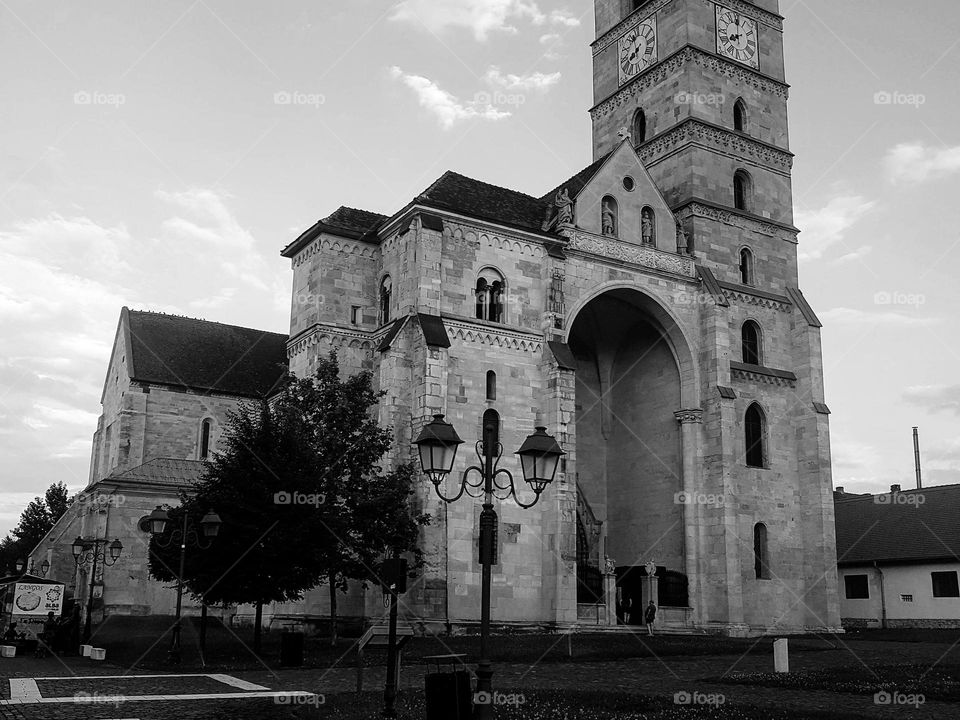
[566,287,698,623]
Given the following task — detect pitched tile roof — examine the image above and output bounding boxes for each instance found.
[281,206,389,256]
[540,153,610,203]
[415,171,550,234]
[127,310,288,398]
[834,484,960,565]
[106,457,206,488]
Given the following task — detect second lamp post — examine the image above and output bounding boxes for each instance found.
[414,412,564,720]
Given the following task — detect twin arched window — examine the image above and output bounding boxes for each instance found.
[739,248,754,285]
[379,276,392,325]
[475,269,505,323]
[754,522,770,579]
[745,403,766,468]
[742,321,762,365]
[734,170,752,212]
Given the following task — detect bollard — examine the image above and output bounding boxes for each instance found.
[773,638,789,673]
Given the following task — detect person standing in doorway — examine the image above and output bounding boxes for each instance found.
[644,600,657,636]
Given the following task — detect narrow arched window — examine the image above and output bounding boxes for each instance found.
[601,196,618,237]
[742,321,761,365]
[486,371,497,401]
[734,99,748,133]
[739,248,754,285]
[379,276,392,325]
[754,522,770,579]
[745,403,766,468]
[199,419,212,460]
[475,269,506,323]
[632,108,647,144]
[734,170,751,212]
[641,206,656,246]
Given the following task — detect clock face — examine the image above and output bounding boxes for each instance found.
[716,5,759,69]
[618,17,658,86]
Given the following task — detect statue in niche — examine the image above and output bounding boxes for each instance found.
[641,208,655,246]
[604,556,617,575]
[555,188,573,225]
[676,220,690,254]
[601,198,617,237]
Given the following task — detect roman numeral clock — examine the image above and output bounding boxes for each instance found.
[715,4,759,69]
[618,15,657,86]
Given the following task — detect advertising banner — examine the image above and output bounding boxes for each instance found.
[12,582,64,616]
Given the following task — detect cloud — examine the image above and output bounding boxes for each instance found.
[389,66,511,129]
[883,142,960,185]
[831,245,872,265]
[903,385,960,415]
[390,0,579,41]
[483,66,561,91]
[819,307,941,327]
[795,195,875,261]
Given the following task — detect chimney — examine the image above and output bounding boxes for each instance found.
[836,486,844,494]
[913,427,923,489]
[890,484,901,493]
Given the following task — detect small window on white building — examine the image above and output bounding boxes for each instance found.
[844,574,869,599]
[900,594,914,603]
[932,571,960,598]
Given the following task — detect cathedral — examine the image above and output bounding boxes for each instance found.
[33,0,841,636]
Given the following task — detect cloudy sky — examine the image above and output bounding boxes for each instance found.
[1,0,959,536]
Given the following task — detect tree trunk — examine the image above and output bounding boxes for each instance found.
[329,572,338,647]
[253,600,263,653]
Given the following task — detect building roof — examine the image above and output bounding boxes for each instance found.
[540,154,610,204]
[834,484,960,565]
[281,206,389,256]
[126,310,288,398]
[415,171,549,234]
[106,457,206,489]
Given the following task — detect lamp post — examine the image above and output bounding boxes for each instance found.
[145,505,221,663]
[414,413,564,720]
[15,558,50,577]
[72,535,123,642]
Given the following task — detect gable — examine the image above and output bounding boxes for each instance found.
[573,141,676,250]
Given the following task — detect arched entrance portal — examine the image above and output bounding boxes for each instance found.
[567,288,692,624]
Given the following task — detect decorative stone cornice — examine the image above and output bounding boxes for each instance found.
[730,362,797,388]
[639,119,793,175]
[291,235,378,268]
[674,409,704,424]
[287,324,374,358]
[591,46,789,121]
[566,231,697,278]
[674,202,798,244]
[592,0,675,56]
[722,288,792,312]
[442,222,548,259]
[443,318,543,353]
[700,0,783,30]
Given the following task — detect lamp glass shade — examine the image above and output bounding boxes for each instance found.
[108,539,123,561]
[147,506,169,535]
[200,510,222,538]
[40,560,50,575]
[516,426,565,492]
[71,537,85,559]
[15,559,25,573]
[414,414,463,483]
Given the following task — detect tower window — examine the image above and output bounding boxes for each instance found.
[754,522,770,579]
[199,419,212,460]
[475,268,505,323]
[632,108,647,144]
[734,99,748,133]
[734,170,752,212]
[486,371,497,401]
[379,276,392,325]
[601,196,618,237]
[741,321,762,365]
[745,403,766,468]
[739,248,755,285]
[641,206,656,246]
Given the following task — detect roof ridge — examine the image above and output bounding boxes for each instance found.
[420,170,543,203]
[127,309,288,338]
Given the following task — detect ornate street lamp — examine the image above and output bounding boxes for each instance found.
[72,535,124,641]
[146,505,220,663]
[15,558,51,577]
[414,412,564,720]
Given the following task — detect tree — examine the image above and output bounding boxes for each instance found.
[1,481,74,574]
[45,482,70,524]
